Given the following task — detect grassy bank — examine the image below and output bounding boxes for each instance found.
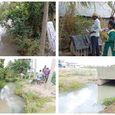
[59,68,96,93]
[59,76,85,93]
[103,97,115,106]
[23,92,51,113]
[101,97,115,113]
[15,81,55,113]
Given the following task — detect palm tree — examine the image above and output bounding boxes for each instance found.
[39,2,49,56]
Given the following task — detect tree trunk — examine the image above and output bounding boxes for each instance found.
[39,2,49,56]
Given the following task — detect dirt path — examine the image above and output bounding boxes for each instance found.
[102,103,115,113]
[24,83,55,97]
[0,100,10,113]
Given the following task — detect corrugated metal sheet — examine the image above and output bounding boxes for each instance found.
[59,2,112,18]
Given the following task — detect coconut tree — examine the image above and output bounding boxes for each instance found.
[39,2,49,56]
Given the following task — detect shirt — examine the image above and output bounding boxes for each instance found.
[107,29,115,42]
[36,72,42,80]
[44,69,50,78]
[90,18,101,37]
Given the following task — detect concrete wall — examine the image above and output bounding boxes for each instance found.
[96,65,115,79]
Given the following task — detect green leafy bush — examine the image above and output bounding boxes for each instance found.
[103,97,115,106]
[0,80,7,89]
[14,37,40,56]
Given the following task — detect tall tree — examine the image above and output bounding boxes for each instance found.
[7,59,31,74]
[39,2,49,56]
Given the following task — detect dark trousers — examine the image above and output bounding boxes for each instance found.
[91,36,100,56]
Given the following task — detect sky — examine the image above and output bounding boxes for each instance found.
[4,58,54,72]
[60,57,115,66]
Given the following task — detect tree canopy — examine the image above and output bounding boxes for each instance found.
[7,59,31,74]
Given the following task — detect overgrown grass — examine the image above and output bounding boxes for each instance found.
[23,92,51,113]
[15,81,24,96]
[59,76,85,93]
[14,37,40,56]
[103,97,115,106]
[15,81,54,113]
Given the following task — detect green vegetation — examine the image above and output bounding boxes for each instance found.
[0,2,55,55]
[7,59,31,74]
[59,76,85,93]
[0,59,31,89]
[0,59,55,113]
[59,2,108,51]
[103,97,115,106]
[15,81,25,96]
[24,92,51,113]
[15,81,54,113]
[0,80,7,89]
[59,68,91,93]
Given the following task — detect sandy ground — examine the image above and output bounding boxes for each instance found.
[59,68,97,83]
[24,83,56,97]
[102,103,115,113]
[0,100,10,113]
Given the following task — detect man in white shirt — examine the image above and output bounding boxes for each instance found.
[90,13,101,56]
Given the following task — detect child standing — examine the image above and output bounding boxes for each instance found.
[36,70,43,84]
[103,21,115,56]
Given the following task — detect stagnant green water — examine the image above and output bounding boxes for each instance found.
[0,83,24,113]
[59,81,115,113]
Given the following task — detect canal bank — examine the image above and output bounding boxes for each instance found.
[59,81,115,113]
[59,68,115,113]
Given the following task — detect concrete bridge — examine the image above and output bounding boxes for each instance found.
[96,65,115,85]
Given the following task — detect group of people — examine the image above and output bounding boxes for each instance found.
[36,65,50,84]
[88,13,115,56]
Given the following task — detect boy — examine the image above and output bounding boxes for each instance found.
[103,21,115,56]
[36,70,43,84]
